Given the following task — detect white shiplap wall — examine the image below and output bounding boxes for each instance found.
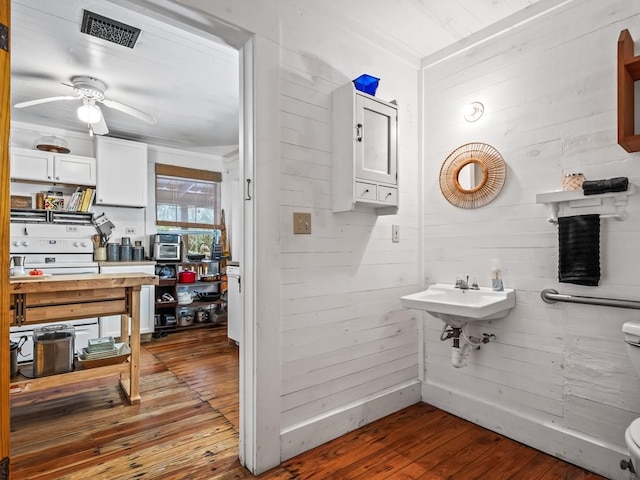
[421,1,640,478]
[275,1,422,458]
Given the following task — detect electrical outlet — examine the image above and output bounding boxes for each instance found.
[293,212,311,234]
[66,226,78,233]
[392,224,400,243]
[125,227,136,235]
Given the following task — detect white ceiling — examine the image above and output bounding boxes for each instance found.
[10,0,543,155]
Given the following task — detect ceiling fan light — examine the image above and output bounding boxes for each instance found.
[77,103,101,123]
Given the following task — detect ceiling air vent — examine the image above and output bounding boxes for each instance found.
[81,10,141,48]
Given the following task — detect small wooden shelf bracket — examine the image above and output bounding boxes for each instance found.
[618,29,640,152]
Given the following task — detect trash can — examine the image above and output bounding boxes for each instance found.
[33,325,75,377]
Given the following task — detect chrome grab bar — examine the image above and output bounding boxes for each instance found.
[541,288,640,310]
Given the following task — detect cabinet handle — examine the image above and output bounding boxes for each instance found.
[364,189,369,194]
[356,123,363,142]
[55,176,60,180]
[244,178,252,201]
[47,175,52,179]
[386,192,392,198]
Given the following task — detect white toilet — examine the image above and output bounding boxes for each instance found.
[623,321,640,474]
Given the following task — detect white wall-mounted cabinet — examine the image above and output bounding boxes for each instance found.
[10,147,96,186]
[95,136,148,207]
[332,83,398,214]
[98,263,155,337]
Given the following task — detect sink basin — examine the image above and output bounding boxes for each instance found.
[401,283,516,327]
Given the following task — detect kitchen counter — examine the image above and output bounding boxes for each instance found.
[9,272,158,404]
[98,260,156,267]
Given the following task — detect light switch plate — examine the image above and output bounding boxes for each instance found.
[293,212,311,234]
[392,224,400,242]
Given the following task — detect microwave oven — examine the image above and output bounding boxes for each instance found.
[152,233,181,245]
[153,242,181,261]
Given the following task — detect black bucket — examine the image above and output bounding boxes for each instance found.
[10,336,27,376]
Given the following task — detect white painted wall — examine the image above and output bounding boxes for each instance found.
[274,1,423,459]
[420,1,640,478]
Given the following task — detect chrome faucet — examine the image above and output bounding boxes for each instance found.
[455,275,480,290]
[455,276,469,290]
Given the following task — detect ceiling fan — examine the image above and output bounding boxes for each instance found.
[13,75,157,136]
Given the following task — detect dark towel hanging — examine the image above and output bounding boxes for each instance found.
[558,214,600,286]
[582,177,628,195]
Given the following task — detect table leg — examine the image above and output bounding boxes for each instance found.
[119,286,141,404]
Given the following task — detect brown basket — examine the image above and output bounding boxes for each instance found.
[562,173,585,191]
[200,274,220,282]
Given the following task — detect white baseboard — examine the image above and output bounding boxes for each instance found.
[422,380,631,480]
[280,380,421,461]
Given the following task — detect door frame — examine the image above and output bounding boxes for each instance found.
[2,0,283,476]
[1,1,11,478]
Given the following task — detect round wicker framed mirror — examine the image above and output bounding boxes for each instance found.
[439,142,506,208]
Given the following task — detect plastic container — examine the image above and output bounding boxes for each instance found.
[491,258,504,292]
[353,74,380,96]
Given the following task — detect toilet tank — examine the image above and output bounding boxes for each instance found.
[623,321,640,378]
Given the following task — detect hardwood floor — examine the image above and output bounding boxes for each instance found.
[10,327,607,480]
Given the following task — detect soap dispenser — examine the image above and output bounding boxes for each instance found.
[491,258,504,292]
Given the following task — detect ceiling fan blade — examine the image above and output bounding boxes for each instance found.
[14,95,77,108]
[91,106,109,135]
[101,98,156,125]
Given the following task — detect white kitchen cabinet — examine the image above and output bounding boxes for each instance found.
[95,136,148,207]
[10,147,96,186]
[99,264,155,337]
[332,82,398,215]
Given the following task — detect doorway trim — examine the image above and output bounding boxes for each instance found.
[2,0,283,475]
[104,0,283,473]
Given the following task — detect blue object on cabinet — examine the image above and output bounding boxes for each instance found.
[353,74,379,96]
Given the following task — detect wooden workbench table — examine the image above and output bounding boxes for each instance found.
[9,272,158,404]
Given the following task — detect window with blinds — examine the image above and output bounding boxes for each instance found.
[155,164,222,229]
[155,164,222,258]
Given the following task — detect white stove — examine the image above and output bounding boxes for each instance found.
[9,215,100,367]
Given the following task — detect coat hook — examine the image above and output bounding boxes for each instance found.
[245,178,252,201]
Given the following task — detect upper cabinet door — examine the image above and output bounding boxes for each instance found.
[355,94,398,186]
[10,148,96,186]
[10,148,53,182]
[95,136,148,207]
[53,154,96,185]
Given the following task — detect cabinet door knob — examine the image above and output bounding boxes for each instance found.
[47,175,52,179]
[356,123,363,142]
[55,176,59,180]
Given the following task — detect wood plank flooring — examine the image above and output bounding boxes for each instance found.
[9,326,607,479]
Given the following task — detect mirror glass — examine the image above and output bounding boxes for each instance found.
[457,162,484,191]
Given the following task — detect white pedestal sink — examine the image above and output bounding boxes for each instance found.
[401,283,516,327]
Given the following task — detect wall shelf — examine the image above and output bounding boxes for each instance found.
[618,29,640,152]
[536,184,636,223]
